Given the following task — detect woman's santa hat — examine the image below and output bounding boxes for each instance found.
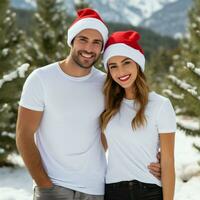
[67,8,108,48]
[103,30,145,71]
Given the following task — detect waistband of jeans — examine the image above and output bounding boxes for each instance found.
[105,180,160,189]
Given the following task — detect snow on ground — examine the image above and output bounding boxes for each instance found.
[0,118,199,200]
[174,132,200,200]
[174,117,200,200]
[0,167,32,200]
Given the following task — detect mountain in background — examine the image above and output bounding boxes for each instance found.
[10,0,193,37]
[142,0,192,37]
[11,0,36,10]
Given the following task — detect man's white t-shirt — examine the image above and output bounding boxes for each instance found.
[19,62,107,195]
[105,92,176,186]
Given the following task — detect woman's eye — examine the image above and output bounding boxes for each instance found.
[109,66,116,69]
[124,61,131,65]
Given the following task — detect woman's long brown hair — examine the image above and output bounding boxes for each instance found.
[100,65,149,133]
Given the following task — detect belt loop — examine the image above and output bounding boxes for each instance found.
[138,180,143,190]
[74,190,81,199]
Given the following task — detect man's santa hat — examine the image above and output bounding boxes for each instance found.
[103,30,145,71]
[67,8,108,48]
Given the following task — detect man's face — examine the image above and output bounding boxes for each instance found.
[70,29,103,69]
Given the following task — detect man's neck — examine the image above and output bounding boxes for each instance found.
[59,57,92,77]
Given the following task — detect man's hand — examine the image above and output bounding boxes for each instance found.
[37,180,53,189]
[148,162,161,180]
[148,152,161,180]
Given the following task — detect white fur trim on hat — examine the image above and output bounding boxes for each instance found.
[67,18,108,48]
[103,43,145,71]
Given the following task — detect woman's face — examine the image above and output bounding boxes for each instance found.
[107,56,138,89]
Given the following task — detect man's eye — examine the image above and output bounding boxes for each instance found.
[94,41,101,45]
[80,38,87,42]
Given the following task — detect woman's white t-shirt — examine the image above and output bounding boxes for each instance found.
[104,92,176,186]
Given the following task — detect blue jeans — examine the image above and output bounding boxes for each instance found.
[104,180,163,200]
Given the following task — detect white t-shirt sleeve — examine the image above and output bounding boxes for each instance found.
[156,99,176,133]
[19,70,45,111]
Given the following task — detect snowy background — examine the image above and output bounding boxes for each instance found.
[0,117,199,200]
[11,0,193,37]
[0,0,199,199]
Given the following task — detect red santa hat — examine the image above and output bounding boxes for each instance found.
[103,30,145,71]
[67,8,108,48]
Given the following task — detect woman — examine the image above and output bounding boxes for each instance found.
[100,31,176,200]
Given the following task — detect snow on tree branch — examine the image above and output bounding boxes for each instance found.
[186,62,200,76]
[168,75,200,100]
[163,89,184,100]
[0,63,30,89]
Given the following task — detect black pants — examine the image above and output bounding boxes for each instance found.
[104,180,163,200]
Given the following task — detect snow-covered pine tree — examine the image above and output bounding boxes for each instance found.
[75,0,90,10]
[29,0,69,67]
[0,0,27,76]
[0,0,30,166]
[164,0,200,152]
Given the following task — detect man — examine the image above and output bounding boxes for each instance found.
[16,8,161,200]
